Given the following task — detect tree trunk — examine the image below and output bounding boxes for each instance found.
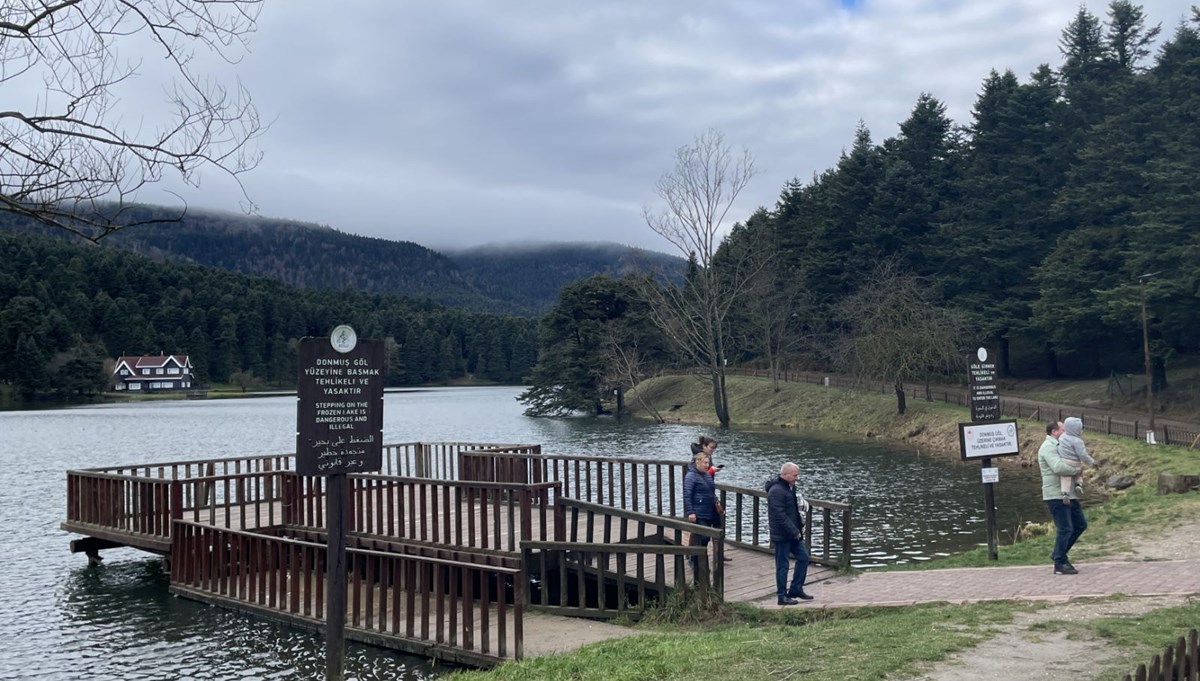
[895,381,907,415]
[1152,355,1168,392]
[768,347,780,393]
[1044,346,1060,379]
[713,368,730,428]
[998,336,1011,377]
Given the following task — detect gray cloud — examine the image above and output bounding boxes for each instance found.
[140,0,1189,253]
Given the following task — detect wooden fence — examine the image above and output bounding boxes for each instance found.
[1123,628,1199,681]
[552,496,724,598]
[460,450,854,568]
[170,520,524,665]
[717,481,853,567]
[286,474,562,551]
[460,450,686,517]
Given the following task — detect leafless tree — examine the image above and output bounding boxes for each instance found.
[641,129,758,427]
[1,0,265,242]
[835,260,971,414]
[599,324,664,423]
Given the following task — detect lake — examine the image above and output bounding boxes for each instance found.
[0,386,1045,679]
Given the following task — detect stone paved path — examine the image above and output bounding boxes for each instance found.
[754,559,1200,608]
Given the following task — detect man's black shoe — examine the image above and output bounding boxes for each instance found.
[777,596,799,606]
[796,591,815,601]
[1054,563,1078,575]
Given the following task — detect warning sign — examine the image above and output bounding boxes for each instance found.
[296,330,384,476]
[958,420,1020,461]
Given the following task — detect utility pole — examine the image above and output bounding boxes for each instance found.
[1138,272,1159,444]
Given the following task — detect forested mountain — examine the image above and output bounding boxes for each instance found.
[447,242,684,311]
[0,231,537,398]
[1,208,684,315]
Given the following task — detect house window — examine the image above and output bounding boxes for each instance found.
[120,369,129,376]
[142,369,151,375]
[156,368,164,375]
[168,368,180,375]
[130,384,142,390]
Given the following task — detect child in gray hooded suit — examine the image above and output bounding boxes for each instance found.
[1058,417,1095,501]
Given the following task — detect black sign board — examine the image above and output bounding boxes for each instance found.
[296,332,384,476]
[968,347,1000,423]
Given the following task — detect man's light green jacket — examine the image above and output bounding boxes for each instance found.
[1037,435,1081,501]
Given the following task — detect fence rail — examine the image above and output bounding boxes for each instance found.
[716,481,853,567]
[523,541,710,620]
[553,496,724,598]
[1122,628,1199,681]
[170,520,524,664]
[287,474,562,552]
[460,450,687,517]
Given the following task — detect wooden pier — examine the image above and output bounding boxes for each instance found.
[62,443,853,666]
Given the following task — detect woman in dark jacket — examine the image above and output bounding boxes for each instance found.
[684,451,722,576]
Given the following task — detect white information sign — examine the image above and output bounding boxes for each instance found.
[981,467,999,483]
[958,420,1020,460]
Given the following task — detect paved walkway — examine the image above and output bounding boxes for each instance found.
[755,559,1200,609]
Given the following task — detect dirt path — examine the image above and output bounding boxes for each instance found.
[898,511,1200,681]
[905,595,1191,681]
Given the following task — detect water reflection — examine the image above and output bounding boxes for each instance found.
[0,386,1045,679]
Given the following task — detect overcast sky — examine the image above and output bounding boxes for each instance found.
[154,0,1190,254]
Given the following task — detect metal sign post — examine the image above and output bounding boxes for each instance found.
[963,347,1015,561]
[296,325,384,681]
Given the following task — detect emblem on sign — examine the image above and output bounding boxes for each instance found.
[330,325,358,354]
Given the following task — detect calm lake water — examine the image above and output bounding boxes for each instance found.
[0,386,1044,680]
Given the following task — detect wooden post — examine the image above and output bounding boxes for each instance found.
[982,457,998,561]
[326,473,347,681]
[840,508,853,570]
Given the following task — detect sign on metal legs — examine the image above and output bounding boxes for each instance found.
[296,326,384,681]
[961,347,1017,561]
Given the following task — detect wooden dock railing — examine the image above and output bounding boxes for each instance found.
[460,450,853,568]
[286,474,562,551]
[717,482,853,568]
[65,471,176,549]
[522,541,711,621]
[170,520,524,665]
[552,496,724,597]
[384,443,542,479]
[460,450,688,517]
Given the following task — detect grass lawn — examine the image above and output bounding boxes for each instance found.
[450,602,1019,681]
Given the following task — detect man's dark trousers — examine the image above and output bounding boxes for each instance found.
[1046,498,1087,564]
[774,537,810,597]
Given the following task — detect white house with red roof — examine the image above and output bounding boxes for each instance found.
[112,355,195,391]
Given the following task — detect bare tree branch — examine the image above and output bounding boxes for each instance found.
[1,0,265,241]
[835,259,972,414]
[640,129,759,427]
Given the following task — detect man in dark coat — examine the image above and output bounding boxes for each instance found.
[766,462,813,605]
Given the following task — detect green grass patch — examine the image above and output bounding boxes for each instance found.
[450,602,1018,681]
[1086,599,1200,681]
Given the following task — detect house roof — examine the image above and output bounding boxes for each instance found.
[114,354,193,375]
